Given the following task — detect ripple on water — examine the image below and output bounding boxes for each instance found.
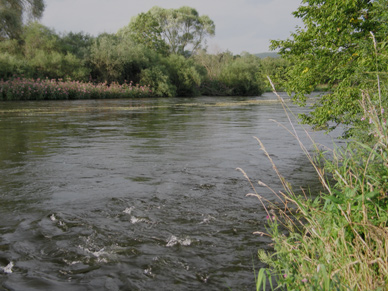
[0,95,343,290]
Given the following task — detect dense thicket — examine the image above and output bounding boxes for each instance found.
[0,5,287,98]
[253,1,388,289]
[271,0,388,132]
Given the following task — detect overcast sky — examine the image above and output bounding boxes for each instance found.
[40,0,303,54]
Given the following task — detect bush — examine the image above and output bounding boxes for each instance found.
[165,54,203,97]
[219,53,264,96]
[244,85,388,291]
[139,66,176,97]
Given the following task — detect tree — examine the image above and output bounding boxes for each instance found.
[59,31,94,60]
[0,0,45,39]
[118,11,169,56]
[118,6,215,55]
[219,53,264,96]
[89,33,160,84]
[165,54,203,96]
[21,22,89,80]
[194,49,234,80]
[260,56,290,90]
[0,22,90,80]
[271,0,388,132]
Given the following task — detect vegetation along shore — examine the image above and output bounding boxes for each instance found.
[0,4,289,100]
[251,0,388,290]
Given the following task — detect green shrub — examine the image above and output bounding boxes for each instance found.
[165,54,203,97]
[139,66,176,97]
[243,85,388,291]
[219,53,264,96]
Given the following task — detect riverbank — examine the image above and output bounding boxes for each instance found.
[254,91,388,290]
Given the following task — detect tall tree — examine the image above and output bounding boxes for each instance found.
[0,0,45,39]
[118,6,215,56]
[271,0,388,132]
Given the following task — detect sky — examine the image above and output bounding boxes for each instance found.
[40,0,304,55]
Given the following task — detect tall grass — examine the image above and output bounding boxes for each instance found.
[0,77,153,101]
[242,76,388,290]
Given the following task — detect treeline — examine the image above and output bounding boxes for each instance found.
[0,23,288,98]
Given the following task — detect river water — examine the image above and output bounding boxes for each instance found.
[0,94,342,290]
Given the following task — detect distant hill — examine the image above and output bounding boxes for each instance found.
[255,52,279,58]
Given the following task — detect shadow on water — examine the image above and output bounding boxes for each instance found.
[0,94,342,290]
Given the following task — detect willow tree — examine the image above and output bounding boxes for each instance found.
[271,0,388,132]
[0,0,45,39]
[118,6,215,56]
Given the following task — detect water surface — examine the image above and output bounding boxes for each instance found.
[0,94,341,290]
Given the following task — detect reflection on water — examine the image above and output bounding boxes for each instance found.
[0,94,342,290]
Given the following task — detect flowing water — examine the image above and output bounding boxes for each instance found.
[0,94,342,290]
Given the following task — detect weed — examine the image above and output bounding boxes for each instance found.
[244,77,388,291]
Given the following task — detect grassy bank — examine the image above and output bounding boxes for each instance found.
[0,77,153,101]
[246,85,388,290]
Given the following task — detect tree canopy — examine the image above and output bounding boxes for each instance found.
[271,0,388,132]
[0,5,267,98]
[118,6,215,56]
[0,0,45,39]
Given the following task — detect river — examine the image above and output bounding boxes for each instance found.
[0,93,342,290]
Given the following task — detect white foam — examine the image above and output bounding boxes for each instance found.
[199,215,216,224]
[166,235,178,247]
[166,235,191,247]
[180,238,191,246]
[130,216,148,224]
[1,262,14,274]
[78,245,109,262]
[123,207,134,215]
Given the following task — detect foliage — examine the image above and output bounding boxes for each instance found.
[0,22,90,80]
[139,66,175,97]
[271,0,388,132]
[194,49,234,80]
[194,51,266,96]
[23,22,90,80]
[89,33,155,84]
[0,11,270,98]
[245,69,388,289]
[117,11,169,56]
[59,31,94,60]
[0,0,45,39]
[260,57,290,91]
[254,2,388,285]
[0,51,26,78]
[194,49,233,95]
[198,79,233,96]
[242,97,388,290]
[119,6,215,55]
[0,77,152,100]
[165,54,204,97]
[219,53,264,96]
